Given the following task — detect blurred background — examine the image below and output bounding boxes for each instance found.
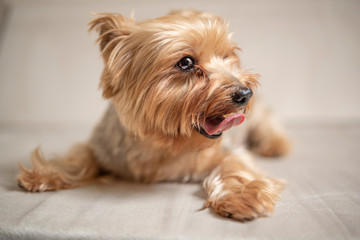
[0,0,359,129]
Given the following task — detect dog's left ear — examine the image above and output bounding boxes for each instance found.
[89,13,135,98]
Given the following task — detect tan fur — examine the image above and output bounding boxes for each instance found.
[17,144,99,192]
[17,10,290,221]
[245,99,291,157]
[203,150,285,220]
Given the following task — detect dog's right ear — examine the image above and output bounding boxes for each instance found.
[89,13,134,59]
[89,13,135,98]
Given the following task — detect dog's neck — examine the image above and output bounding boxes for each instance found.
[106,103,220,155]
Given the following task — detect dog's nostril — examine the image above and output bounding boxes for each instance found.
[232,88,253,107]
[233,95,247,104]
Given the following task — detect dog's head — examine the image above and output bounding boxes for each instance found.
[89,10,259,150]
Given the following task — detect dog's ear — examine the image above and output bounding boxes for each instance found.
[89,13,134,59]
[89,13,135,98]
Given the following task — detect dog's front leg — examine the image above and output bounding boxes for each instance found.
[203,150,284,221]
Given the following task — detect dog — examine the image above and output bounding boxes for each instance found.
[17,9,290,221]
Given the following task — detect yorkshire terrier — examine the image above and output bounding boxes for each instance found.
[17,10,290,221]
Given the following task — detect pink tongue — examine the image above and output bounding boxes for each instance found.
[203,113,245,136]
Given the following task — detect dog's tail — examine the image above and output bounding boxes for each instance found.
[17,143,99,192]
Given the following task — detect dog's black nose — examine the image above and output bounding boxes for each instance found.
[232,88,253,107]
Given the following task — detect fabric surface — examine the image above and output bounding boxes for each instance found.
[0,123,359,240]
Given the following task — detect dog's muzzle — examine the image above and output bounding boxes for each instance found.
[195,86,253,139]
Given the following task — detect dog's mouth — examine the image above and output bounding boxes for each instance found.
[194,112,246,139]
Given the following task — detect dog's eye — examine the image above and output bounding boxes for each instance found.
[177,56,194,72]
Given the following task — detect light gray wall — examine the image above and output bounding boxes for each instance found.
[1,0,359,126]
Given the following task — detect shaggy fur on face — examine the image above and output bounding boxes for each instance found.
[17,10,290,221]
[89,10,259,149]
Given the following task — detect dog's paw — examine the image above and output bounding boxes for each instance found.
[206,177,284,221]
[254,134,291,157]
